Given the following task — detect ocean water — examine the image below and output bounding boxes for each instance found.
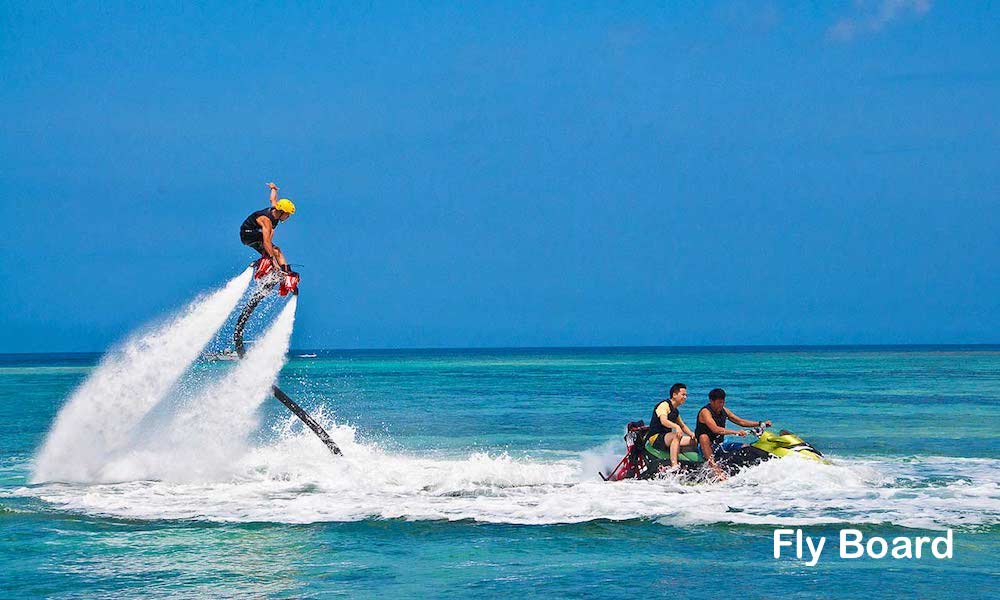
[1,346,998,598]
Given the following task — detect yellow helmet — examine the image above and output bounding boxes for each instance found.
[275,198,296,215]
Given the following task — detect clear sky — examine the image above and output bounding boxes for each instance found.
[2,1,997,352]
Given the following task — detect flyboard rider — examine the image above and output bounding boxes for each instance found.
[240,182,296,276]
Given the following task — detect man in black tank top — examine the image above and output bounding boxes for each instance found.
[695,388,771,480]
[239,182,297,273]
[646,382,696,468]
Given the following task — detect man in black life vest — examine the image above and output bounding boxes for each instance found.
[645,382,697,469]
[695,388,771,480]
[240,182,296,273]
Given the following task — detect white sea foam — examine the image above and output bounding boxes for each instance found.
[31,269,252,483]
[18,427,1000,529]
[97,297,298,483]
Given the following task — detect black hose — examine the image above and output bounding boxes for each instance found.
[234,281,342,456]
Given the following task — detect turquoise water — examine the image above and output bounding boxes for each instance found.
[2,347,999,598]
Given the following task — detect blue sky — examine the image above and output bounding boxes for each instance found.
[2,1,997,351]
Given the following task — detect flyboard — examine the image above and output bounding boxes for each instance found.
[233,258,342,455]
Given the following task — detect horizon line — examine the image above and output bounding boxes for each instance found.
[3,342,999,356]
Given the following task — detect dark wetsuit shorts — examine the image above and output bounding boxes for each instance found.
[240,229,266,254]
[648,432,672,453]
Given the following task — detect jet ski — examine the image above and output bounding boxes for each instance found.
[601,421,825,482]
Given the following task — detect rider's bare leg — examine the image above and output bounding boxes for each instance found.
[668,433,693,468]
[271,245,289,271]
[699,434,727,480]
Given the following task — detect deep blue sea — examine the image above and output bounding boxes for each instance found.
[2,344,999,598]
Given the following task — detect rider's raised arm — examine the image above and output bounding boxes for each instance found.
[267,182,279,208]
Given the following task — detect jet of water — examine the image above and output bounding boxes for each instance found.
[32,268,252,483]
[99,297,299,482]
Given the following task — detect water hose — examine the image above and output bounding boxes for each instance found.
[233,283,342,456]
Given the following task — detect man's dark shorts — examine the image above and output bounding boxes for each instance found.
[240,229,265,254]
[649,432,671,453]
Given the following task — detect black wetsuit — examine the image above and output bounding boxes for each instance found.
[240,208,280,253]
[694,404,768,470]
[694,404,728,448]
